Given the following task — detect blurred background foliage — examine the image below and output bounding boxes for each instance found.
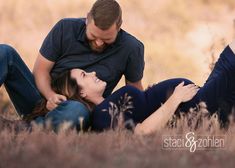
[0,0,235,117]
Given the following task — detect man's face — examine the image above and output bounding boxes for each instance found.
[85,19,119,53]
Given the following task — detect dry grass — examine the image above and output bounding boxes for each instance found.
[0,108,235,168]
[1,0,235,167]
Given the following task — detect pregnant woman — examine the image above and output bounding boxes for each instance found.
[27,41,235,135]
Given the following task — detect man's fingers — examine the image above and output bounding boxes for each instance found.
[46,101,58,111]
[58,95,67,101]
[48,94,67,105]
[54,95,67,103]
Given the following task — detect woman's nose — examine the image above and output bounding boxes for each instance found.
[92,71,96,76]
[88,71,96,76]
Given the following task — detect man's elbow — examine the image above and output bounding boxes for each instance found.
[32,66,37,76]
[32,64,42,76]
[126,80,144,91]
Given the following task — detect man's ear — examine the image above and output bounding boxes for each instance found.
[86,12,91,25]
[117,19,122,31]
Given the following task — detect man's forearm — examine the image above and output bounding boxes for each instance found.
[33,53,56,100]
[34,72,55,100]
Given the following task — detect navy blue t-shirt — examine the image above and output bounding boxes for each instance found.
[40,18,144,97]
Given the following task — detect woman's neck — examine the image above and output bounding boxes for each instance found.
[89,96,105,105]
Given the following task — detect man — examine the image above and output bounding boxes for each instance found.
[33,0,144,111]
[0,0,144,130]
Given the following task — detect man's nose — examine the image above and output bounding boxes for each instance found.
[95,39,104,47]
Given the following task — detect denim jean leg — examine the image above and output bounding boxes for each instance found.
[0,44,42,117]
[41,100,90,132]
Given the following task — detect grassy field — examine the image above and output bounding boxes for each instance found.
[1,0,235,167]
[0,109,235,168]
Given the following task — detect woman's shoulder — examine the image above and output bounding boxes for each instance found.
[106,85,142,100]
[116,85,141,93]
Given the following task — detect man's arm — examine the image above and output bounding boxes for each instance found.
[33,53,66,110]
[125,79,144,91]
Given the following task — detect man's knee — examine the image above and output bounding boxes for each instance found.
[45,100,91,132]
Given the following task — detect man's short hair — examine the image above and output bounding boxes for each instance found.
[88,0,122,30]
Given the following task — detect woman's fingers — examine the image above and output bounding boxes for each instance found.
[176,81,185,88]
[181,85,199,102]
[175,83,199,102]
[184,83,198,89]
[173,82,200,103]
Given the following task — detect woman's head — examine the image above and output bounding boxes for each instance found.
[51,70,80,100]
[51,69,106,101]
[52,69,106,110]
[28,68,106,121]
[52,68,106,105]
[70,69,106,100]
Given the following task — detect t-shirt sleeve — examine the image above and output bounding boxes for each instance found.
[39,19,64,62]
[124,42,145,82]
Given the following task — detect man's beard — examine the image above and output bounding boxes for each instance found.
[88,40,108,53]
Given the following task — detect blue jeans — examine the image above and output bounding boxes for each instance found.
[34,100,90,132]
[0,44,90,131]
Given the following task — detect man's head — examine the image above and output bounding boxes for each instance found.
[86,0,122,53]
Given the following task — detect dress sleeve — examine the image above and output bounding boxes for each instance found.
[91,86,147,131]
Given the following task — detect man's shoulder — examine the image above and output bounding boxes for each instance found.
[57,18,86,28]
[119,30,144,49]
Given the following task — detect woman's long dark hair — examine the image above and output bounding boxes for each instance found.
[25,70,94,121]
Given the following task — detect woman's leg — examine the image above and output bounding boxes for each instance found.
[146,46,235,122]
[0,44,42,117]
[179,46,235,123]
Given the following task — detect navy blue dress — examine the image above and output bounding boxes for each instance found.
[91,46,235,131]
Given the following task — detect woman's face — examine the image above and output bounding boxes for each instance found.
[70,69,106,98]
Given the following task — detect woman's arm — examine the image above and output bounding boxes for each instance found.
[134,82,199,135]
